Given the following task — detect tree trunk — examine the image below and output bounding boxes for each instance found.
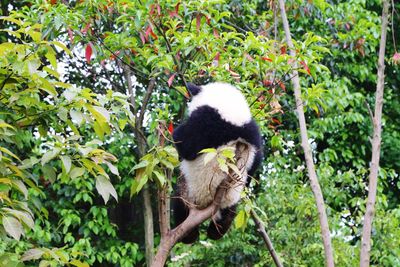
[360,1,389,266]
[278,1,335,266]
[143,185,155,266]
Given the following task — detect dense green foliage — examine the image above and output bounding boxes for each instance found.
[0,0,399,266]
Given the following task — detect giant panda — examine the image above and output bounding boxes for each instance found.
[172,82,263,243]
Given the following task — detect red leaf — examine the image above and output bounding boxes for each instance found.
[85,43,93,64]
[213,28,219,38]
[196,13,201,32]
[278,81,286,91]
[168,73,176,87]
[245,53,254,62]
[213,52,220,67]
[145,26,152,40]
[139,32,146,44]
[81,23,91,35]
[261,57,272,62]
[205,16,210,25]
[67,28,74,43]
[175,2,180,13]
[280,46,286,55]
[263,80,273,86]
[168,122,174,134]
[50,0,57,5]
[272,118,281,125]
[300,61,311,75]
[393,52,400,65]
[157,4,161,15]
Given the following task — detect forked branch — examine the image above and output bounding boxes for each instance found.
[152,142,250,267]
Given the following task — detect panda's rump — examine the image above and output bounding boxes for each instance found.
[180,140,255,209]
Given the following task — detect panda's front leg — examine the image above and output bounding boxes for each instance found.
[207,204,238,240]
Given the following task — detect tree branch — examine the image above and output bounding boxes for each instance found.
[360,1,390,266]
[250,209,283,267]
[277,1,335,266]
[151,142,250,267]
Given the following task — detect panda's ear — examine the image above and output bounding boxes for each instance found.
[187,83,202,96]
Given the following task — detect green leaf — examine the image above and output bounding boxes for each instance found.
[41,148,61,165]
[130,175,148,196]
[95,175,118,204]
[42,164,56,183]
[0,146,21,161]
[70,260,89,267]
[11,179,28,199]
[105,161,119,176]
[221,147,235,159]
[50,41,72,56]
[70,109,84,125]
[199,148,217,154]
[153,170,165,186]
[3,208,34,229]
[70,167,85,179]
[234,209,246,229]
[60,155,72,173]
[21,248,45,261]
[271,135,282,149]
[3,215,24,240]
[130,160,149,172]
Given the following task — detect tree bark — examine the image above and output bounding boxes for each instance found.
[250,210,283,267]
[124,67,157,266]
[152,142,250,267]
[143,185,155,266]
[277,1,335,266]
[360,1,389,266]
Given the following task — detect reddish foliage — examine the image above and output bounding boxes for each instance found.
[85,43,93,64]
[81,23,91,35]
[67,28,74,43]
[300,61,311,75]
[168,122,174,134]
[168,73,176,87]
[261,57,272,62]
[213,52,220,67]
[263,80,273,87]
[196,13,201,32]
[393,52,400,65]
[213,28,219,38]
[280,46,287,55]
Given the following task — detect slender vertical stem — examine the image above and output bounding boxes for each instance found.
[360,1,389,266]
[277,1,334,266]
[250,210,283,267]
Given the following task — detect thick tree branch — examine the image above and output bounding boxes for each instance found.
[278,1,335,266]
[360,1,389,266]
[152,142,250,267]
[250,210,283,267]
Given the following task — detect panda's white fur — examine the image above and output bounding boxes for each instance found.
[181,141,257,210]
[187,82,252,127]
[181,82,257,210]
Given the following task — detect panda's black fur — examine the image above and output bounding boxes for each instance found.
[172,82,263,243]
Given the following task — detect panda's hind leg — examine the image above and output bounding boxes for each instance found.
[207,204,237,240]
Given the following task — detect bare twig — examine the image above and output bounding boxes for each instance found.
[151,142,250,267]
[360,1,390,266]
[277,1,335,266]
[250,209,283,267]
